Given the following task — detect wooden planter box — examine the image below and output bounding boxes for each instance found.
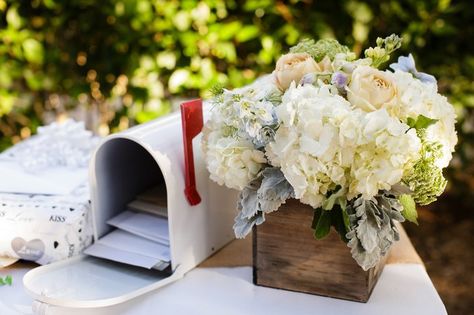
[253,199,386,302]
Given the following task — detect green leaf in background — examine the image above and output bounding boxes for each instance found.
[218,21,242,41]
[6,5,23,29]
[313,209,332,240]
[399,194,418,224]
[22,38,44,65]
[168,69,191,93]
[236,25,259,42]
[0,0,472,202]
[0,90,16,116]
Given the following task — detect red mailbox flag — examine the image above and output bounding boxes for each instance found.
[180,99,203,206]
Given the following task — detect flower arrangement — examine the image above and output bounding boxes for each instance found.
[202,35,457,270]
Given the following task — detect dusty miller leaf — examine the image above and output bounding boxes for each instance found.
[233,211,265,239]
[233,167,294,238]
[234,178,261,238]
[237,179,261,219]
[354,200,379,252]
[257,167,295,213]
[347,230,381,270]
[346,194,405,270]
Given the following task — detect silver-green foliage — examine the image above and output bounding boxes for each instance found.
[346,194,405,271]
[233,167,294,238]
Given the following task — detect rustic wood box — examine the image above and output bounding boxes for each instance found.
[253,199,386,302]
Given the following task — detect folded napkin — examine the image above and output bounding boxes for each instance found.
[0,184,93,265]
[0,120,97,265]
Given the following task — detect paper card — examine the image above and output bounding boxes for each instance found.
[107,210,169,245]
[84,243,165,270]
[0,161,87,195]
[98,229,170,262]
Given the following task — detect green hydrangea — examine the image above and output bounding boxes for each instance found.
[289,38,350,62]
[404,129,447,206]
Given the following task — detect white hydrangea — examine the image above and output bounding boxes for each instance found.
[267,84,421,207]
[202,76,278,191]
[342,109,421,199]
[202,122,266,190]
[391,70,457,168]
[267,84,352,208]
[211,79,278,141]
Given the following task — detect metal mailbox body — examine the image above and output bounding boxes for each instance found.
[23,103,237,309]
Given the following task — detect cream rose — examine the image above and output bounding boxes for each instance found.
[347,66,397,112]
[273,53,321,91]
[203,131,267,190]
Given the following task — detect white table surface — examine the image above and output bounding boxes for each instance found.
[0,263,446,315]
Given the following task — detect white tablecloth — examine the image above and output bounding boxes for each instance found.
[0,264,446,315]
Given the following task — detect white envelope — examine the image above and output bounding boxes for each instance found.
[84,243,164,269]
[0,161,87,195]
[97,229,170,262]
[107,210,169,245]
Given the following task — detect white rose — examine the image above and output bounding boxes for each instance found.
[273,53,322,91]
[347,66,397,112]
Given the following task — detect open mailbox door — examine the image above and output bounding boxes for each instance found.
[23,100,238,309]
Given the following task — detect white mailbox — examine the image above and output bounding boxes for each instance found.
[23,100,238,309]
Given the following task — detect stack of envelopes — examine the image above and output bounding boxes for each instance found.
[85,186,170,270]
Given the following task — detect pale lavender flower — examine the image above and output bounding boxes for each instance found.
[300,73,316,86]
[390,54,437,84]
[331,71,348,89]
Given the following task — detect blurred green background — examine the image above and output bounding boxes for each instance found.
[1,1,473,197]
[1,1,473,192]
[0,0,473,312]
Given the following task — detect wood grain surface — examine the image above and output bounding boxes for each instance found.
[253,199,385,302]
